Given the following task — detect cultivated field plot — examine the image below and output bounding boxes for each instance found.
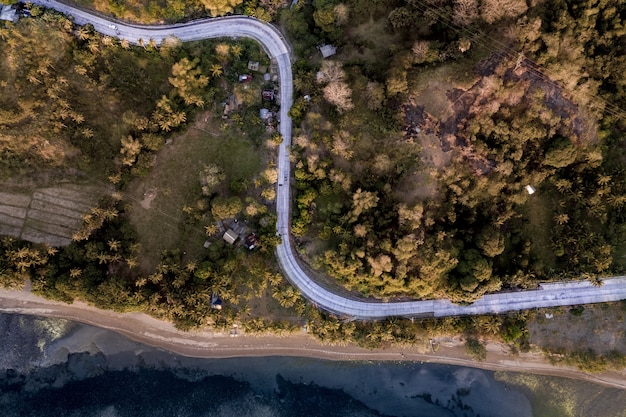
[0,184,104,247]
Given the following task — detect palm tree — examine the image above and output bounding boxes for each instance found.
[204,224,218,236]
[97,252,110,265]
[186,261,197,273]
[126,257,139,269]
[480,317,502,335]
[87,40,99,54]
[239,304,251,318]
[210,63,223,77]
[230,44,242,59]
[81,127,94,139]
[77,26,91,41]
[554,213,569,225]
[108,239,120,252]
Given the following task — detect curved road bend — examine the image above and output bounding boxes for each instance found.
[31,1,626,319]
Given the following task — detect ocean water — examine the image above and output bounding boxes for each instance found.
[0,313,625,417]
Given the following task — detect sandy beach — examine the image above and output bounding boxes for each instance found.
[1,287,625,392]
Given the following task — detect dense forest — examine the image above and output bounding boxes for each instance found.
[278,0,626,303]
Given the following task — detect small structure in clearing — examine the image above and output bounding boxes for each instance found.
[318,44,337,59]
[211,294,223,310]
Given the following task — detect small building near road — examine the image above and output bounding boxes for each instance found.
[262,89,275,101]
[211,294,223,310]
[0,5,18,23]
[260,108,272,120]
[248,61,260,71]
[238,74,252,83]
[223,228,239,245]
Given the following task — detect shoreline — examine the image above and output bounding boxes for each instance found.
[1,288,625,390]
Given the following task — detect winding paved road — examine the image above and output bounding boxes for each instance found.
[30,1,626,319]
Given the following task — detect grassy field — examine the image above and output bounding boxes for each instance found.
[127,112,262,273]
[520,193,557,274]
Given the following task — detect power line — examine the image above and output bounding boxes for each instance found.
[67,166,209,241]
[407,0,626,121]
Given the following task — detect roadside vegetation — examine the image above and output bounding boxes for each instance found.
[65,0,285,23]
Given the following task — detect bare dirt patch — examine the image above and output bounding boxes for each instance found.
[140,188,157,209]
[529,303,626,355]
[414,80,456,121]
[399,99,451,202]
[0,192,31,207]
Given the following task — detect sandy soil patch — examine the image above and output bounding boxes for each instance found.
[32,192,94,213]
[27,209,82,228]
[20,227,71,247]
[0,224,22,237]
[420,132,452,170]
[0,205,28,219]
[0,212,26,228]
[416,80,456,121]
[140,188,157,209]
[0,192,31,207]
[529,303,626,355]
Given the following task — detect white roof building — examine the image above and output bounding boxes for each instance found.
[223,229,238,245]
[0,5,18,23]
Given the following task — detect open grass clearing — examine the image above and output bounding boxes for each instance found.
[341,17,403,70]
[127,112,263,273]
[520,193,557,273]
[409,41,493,113]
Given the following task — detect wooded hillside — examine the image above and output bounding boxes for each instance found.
[284,0,626,302]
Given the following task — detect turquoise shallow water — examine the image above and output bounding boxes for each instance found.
[0,313,624,417]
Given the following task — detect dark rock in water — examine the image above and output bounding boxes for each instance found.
[0,314,75,372]
[275,373,384,417]
[1,366,255,417]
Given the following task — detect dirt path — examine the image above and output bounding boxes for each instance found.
[1,288,625,390]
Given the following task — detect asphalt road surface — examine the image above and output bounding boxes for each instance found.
[29,1,626,319]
